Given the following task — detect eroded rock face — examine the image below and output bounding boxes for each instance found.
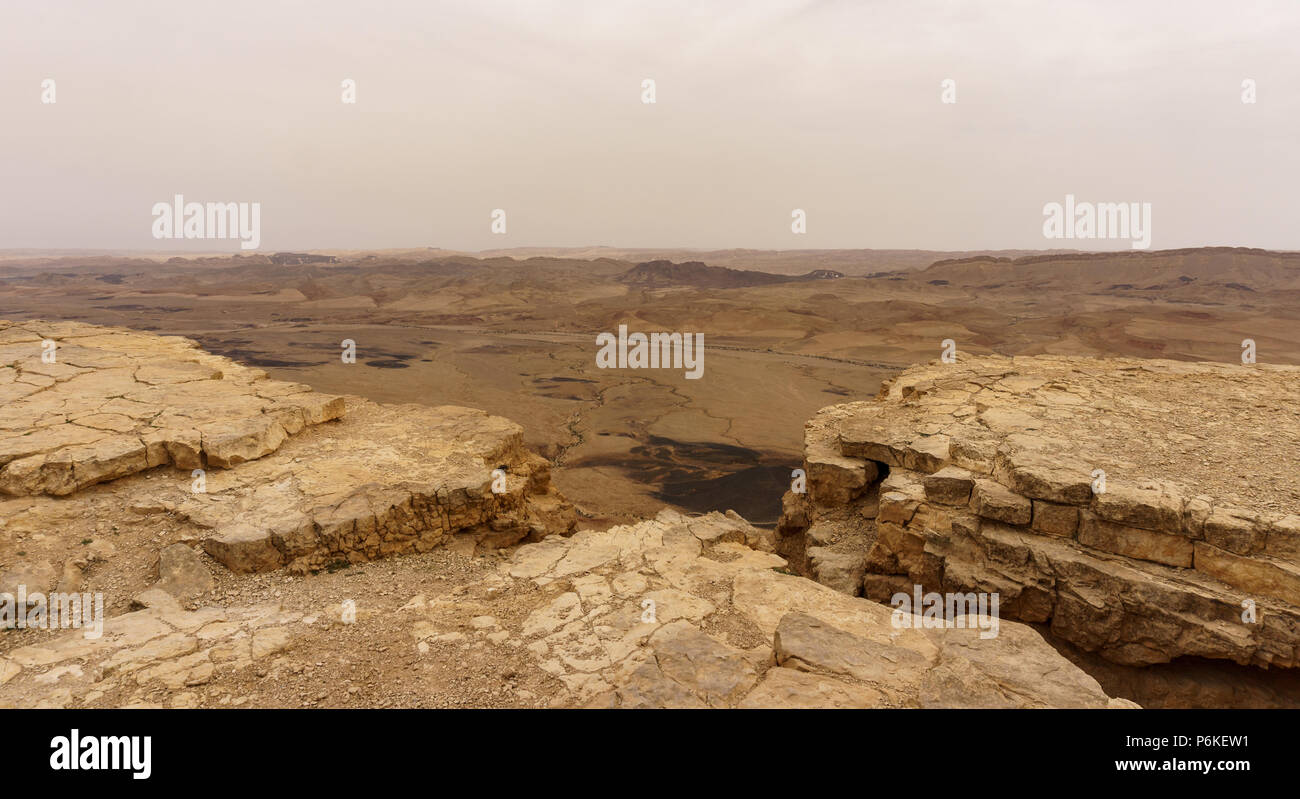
[0,324,1130,708]
[1,398,576,576]
[0,511,1124,708]
[408,510,1124,708]
[0,320,343,495]
[0,321,576,577]
[185,401,576,574]
[778,355,1300,669]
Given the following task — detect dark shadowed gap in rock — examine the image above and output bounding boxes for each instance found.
[1042,627,1300,709]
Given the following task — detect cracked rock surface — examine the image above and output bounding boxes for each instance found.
[416,510,1124,707]
[1,509,1127,708]
[779,354,1300,669]
[0,320,575,578]
[0,324,1130,707]
[0,320,343,495]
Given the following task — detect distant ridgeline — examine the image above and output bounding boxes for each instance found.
[269,252,339,265]
[619,259,844,289]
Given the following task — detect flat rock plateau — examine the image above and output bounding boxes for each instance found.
[778,355,1300,706]
[0,320,1144,708]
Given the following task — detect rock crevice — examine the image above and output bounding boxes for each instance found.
[778,355,1300,670]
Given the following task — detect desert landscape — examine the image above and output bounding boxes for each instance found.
[2,245,1300,711]
[4,12,1300,785]
[3,245,1296,530]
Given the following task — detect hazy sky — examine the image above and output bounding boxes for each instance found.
[1,0,1297,252]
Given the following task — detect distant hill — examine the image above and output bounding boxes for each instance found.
[260,247,1078,276]
[619,260,844,289]
[915,247,1300,295]
[0,246,1085,276]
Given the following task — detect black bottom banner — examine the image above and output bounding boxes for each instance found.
[7,708,1283,788]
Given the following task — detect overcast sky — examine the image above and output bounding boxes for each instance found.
[1,0,1297,252]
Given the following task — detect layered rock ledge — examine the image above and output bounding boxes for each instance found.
[778,355,1300,669]
[0,324,1131,707]
[1,399,573,577]
[0,320,343,495]
[0,320,574,579]
[180,401,574,573]
[1,510,1127,708]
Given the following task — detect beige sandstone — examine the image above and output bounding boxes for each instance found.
[779,355,1300,669]
[0,320,343,496]
[0,326,1140,707]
